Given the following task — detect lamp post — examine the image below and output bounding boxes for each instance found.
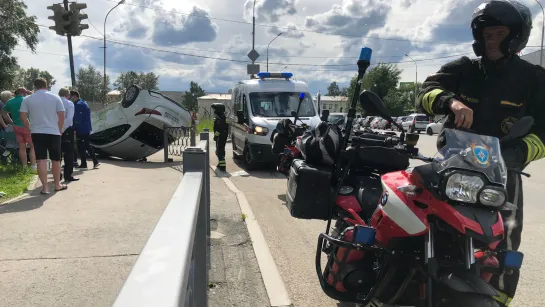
[103,0,125,105]
[405,54,418,104]
[267,32,283,72]
[535,0,544,67]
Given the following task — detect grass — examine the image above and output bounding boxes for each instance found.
[197,119,214,133]
[0,164,35,202]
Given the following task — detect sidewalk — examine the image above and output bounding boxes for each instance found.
[209,170,270,307]
[0,160,183,307]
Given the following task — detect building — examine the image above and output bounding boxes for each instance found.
[197,94,232,119]
[316,95,349,113]
[520,49,545,67]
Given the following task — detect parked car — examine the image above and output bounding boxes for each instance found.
[426,116,446,135]
[361,116,375,127]
[90,85,192,161]
[402,113,431,133]
[328,113,348,128]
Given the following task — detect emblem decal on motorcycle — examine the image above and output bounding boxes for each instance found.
[380,192,389,206]
[472,145,490,167]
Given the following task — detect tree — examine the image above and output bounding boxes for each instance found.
[183,81,206,111]
[12,67,56,90]
[76,65,111,102]
[0,0,39,90]
[345,63,403,113]
[113,71,160,92]
[327,81,342,96]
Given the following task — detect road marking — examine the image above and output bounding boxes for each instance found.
[211,165,293,307]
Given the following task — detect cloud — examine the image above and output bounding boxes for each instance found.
[243,0,298,23]
[115,16,149,39]
[152,6,219,46]
[304,0,391,37]
[266,23,305,38]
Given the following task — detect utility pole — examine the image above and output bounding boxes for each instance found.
[63,0,76,87]
[252,0,256,75]
[246,0,260,78]
[535,0,544,67]
[405,54,418,105]
[104,0,125,105]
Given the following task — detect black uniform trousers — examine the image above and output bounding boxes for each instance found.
[216,134,227,170]
[61,127,75,179]
[77,134,98,167]
[489,171,524,306]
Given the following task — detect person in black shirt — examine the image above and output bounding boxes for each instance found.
[212,103,228,172]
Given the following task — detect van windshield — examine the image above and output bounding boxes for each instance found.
[249,92,315,117]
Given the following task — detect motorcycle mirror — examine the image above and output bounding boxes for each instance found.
[359,91,403,131]
[503,116,534,142]
[321,109,330,122]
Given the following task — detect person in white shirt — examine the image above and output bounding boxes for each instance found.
[19,78,67,194]
[59,88,79,182]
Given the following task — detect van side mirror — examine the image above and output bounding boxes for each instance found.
[236,110,244,124]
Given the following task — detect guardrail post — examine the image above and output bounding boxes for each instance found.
[190,119,197,147]
[200,130,211,269]
[163,124,169,163]
[183,143,209,307]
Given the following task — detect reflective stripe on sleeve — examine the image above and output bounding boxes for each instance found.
[421,89,444,115]
[522,133,545,163]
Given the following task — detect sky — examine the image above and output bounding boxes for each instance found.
[13,0,545,95]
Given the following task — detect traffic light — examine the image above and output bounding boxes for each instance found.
[47,4,71,36]
[68,2,89,36]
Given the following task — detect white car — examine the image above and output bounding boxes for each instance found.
[90,85,192,160]
[426,116,446,135]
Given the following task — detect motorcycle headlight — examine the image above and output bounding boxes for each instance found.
[445,173,484,203]
[479,188,507,207]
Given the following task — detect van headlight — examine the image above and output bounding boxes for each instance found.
[445,173,484,203]
[253,125,269,136]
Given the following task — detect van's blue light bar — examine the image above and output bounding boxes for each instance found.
[257,72,293,79]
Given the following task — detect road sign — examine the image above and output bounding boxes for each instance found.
[247,64,260,75]
[248,50,260,62]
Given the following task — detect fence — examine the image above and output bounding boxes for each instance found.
[112,132,211,307]
[163,122,197,162]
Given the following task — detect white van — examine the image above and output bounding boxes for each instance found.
[226,72,321,169]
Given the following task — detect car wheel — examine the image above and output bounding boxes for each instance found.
[427,127,433,135]
[121,85,141,108]
[243,143,258,170]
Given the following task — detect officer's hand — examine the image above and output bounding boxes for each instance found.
[448,99,473,129]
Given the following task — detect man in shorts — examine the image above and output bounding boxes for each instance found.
[1,87,37,169]
[19,78,67,194]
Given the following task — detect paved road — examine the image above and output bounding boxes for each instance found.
[211,132,545,307]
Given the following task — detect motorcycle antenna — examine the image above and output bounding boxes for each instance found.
[325,47,372,235]
[343,48,372,146]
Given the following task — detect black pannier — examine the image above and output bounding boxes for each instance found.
[286,159,334,220]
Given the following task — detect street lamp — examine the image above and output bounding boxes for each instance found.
[405,54,418,105]
[103,0,125,105]
[535,0,544,67]
[267,32,283,72]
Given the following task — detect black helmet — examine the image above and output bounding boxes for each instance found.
[211,103,225,114]
[471,0,532,57]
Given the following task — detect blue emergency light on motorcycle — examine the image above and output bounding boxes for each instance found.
[503,250,524,269]
[257,72,293,79]
[299,92,305,99]
[353,225,376,246]
[359,47,372,62]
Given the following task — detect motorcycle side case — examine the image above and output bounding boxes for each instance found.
[287,159,333,220]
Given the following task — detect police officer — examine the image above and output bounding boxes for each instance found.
[212,103,228,172]
[417,1,545,305]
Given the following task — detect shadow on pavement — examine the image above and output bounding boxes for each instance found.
[95,158,184,173]
[231,158,283,179]
[0,185,49,214]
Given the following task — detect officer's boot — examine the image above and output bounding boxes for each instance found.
[217,160,226,172]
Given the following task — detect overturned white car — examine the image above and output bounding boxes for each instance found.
[89,85,192,160]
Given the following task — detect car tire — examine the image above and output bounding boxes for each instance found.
[243,143,258,170]
[427,127,434,135]
[121,85,141,108]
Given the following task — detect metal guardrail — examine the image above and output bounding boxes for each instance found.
[163,123,197,162]
[113,132,211,307]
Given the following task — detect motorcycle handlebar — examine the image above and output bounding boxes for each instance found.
[351,135,399,147]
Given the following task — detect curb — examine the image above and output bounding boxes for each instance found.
[210,165,293,307]
[0,174,38,205]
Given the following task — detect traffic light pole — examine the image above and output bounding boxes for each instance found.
[63,0,76,87]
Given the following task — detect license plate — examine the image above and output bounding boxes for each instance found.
[165,112,180,124]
